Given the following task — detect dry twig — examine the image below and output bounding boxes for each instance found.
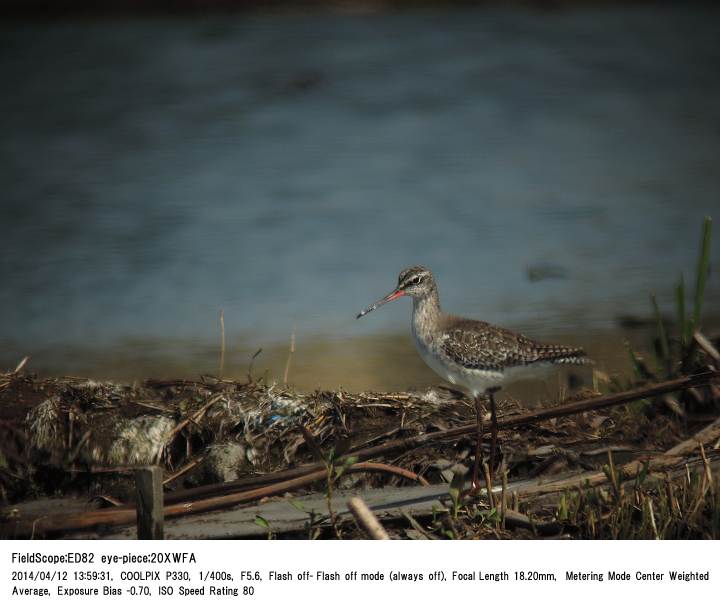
[347,497,390,540]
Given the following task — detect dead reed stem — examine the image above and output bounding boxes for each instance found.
[483,463,494,510]
[694,331,720,367]
[283,323,296,386]
[165,394,225,443]
[347,497,390,540]
[163,456,205,486]
[219,310,225,379]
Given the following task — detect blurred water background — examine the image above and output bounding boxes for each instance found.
[1,4,718,392]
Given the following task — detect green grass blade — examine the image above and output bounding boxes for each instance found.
[626,341,654,381]
[651,293,671,374]
[254,515,270,529]
[692,216,712,331]
[676,273,687,348]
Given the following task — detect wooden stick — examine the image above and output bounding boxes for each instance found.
[517,417,720,498]
[694,331,720,366]
[165,394,225,441]
[13,356,30,375]
[283,323,296,386]
[347,497,390,540]
[350,462,430,486]
[219,310,225,379]
[162,449,421,502]
[665,415,720,456]
[135,467,163,540]
[346,371,719,465]
[299,425,326,463]
[163,456,205,486]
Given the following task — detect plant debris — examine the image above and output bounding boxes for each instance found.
[1,359,718,539]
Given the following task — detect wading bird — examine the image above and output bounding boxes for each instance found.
[356,266,591,490]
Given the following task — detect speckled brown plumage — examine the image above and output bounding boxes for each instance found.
[440,317,589,372]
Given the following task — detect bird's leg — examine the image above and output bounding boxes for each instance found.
[471,394,484,492]
[487,387,500,484]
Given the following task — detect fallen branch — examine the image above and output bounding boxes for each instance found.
[163,456,205,486]
[348,462,429,487]
[2,461,427,538]
[516,415,720,498]
[347,370,719,463]
[664,415,720,457]
[165,393,225,442]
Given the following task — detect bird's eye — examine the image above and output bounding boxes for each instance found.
[412,276,421,285]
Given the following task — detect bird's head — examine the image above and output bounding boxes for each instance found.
[356,266,435,319]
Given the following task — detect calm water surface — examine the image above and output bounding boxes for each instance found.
[1,6,718,389]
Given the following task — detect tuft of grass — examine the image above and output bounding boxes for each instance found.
[448,470,465,520]
[557,455,720,539]
[676,273,687,349]
[650,293,671,376]
[630,217,713,382]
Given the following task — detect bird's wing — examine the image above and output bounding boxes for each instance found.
[440,320,587,370]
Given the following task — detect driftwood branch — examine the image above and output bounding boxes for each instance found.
[2,461,426,538]
[664,416,720,457]
[517,415,720,498]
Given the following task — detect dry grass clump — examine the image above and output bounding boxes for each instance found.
[85,416,176,466]
[26,397,64,456]
[557,453,720,539]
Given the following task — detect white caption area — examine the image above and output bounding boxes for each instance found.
[2,540,716,609]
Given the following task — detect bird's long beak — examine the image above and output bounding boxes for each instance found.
[356,288,406,319]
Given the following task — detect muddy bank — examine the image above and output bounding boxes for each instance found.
[1,347,718,538]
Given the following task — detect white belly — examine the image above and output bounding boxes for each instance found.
[412,330,504,397]
[412,330,558,398]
